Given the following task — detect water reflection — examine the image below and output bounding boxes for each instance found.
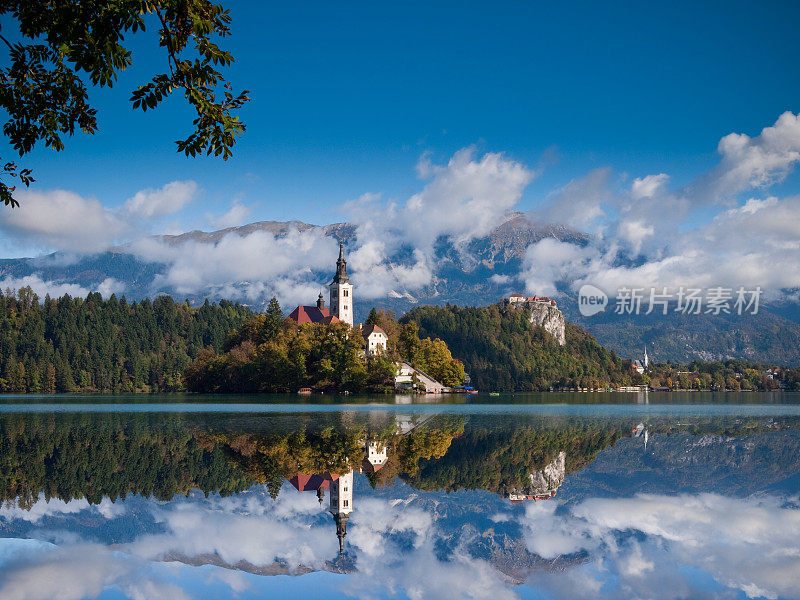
[0,407,799,599]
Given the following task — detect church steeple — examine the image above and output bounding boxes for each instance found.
[334,512,349,555]
[329,243,354,326]
[332,242,350,284]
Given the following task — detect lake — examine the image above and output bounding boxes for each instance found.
[0,393,798,599]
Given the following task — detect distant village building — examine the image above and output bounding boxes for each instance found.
[506,293,557,308]
[361,324,388,356]
[632,348,649,374]
[289,243,353,326]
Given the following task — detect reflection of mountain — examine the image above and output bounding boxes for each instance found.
[564,427,800,501]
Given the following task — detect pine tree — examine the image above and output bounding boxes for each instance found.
[365,308,379,325]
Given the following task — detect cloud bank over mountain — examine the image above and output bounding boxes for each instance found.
[1,112,800,308]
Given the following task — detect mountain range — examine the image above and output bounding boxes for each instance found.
[2,213,799,365]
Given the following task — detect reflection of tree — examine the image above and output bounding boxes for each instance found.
[213,415,466,493]
[0,414,252,508]
[4,412,787,509]
[405,418,628,495]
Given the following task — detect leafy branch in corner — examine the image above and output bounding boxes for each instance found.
[0,0,250,207]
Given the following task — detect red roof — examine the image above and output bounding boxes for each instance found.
[361,457,385,473]
[361,324,386,339]
[289,305,340,324]
[289,473,330,492]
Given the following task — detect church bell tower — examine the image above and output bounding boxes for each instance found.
[329,470,354,555]
[329,243,353,326]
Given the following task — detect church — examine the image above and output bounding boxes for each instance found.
[288,242,354,326]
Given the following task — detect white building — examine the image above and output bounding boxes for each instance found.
[361,324,388,356]
[395,361,446,393]
[329,243,354,326]
[328,470,354,555]
[363,440,388,472]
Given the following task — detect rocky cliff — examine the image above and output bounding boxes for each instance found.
[506,300,566,345]
[506,451,567,498]
[528,302,566,346]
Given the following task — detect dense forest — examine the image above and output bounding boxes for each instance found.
[0,287,252,393]
[185,302,465,393]
[403,303,630,391]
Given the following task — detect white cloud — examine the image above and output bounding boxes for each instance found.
[0,189,130,254]
[1,181,199,256]
[0,274,125,299]
[128,487,338,570]
[0,541,190,600]
[209,200,252,229]
[344,148,534,300]
[342,495,518,600]
[0,494,127,524]
[521,493,800,600]
[131,226,338,307]
[121,181,198,220]
[529,168,611,232]
[630,173,670,200]
[700,111,800,200]
[518,112,800,296]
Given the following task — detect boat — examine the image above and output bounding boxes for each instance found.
[298,387,312,395]
[489,392,500,397]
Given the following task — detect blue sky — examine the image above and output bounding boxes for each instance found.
[2,0,800,305]
[6,0,800,224]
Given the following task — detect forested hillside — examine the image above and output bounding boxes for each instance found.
[0,287,252,393]
[403,303,630,391]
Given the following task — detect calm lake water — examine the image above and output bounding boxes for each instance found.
[1,393,798,599]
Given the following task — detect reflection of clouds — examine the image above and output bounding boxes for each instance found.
[521,493,800,600]
[0,539,189,600]
[128,487,337,570]
[0,494,126,523]
[345,496,518,600]
[3,486,799,600]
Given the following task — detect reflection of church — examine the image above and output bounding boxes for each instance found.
[288,437,389,555]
